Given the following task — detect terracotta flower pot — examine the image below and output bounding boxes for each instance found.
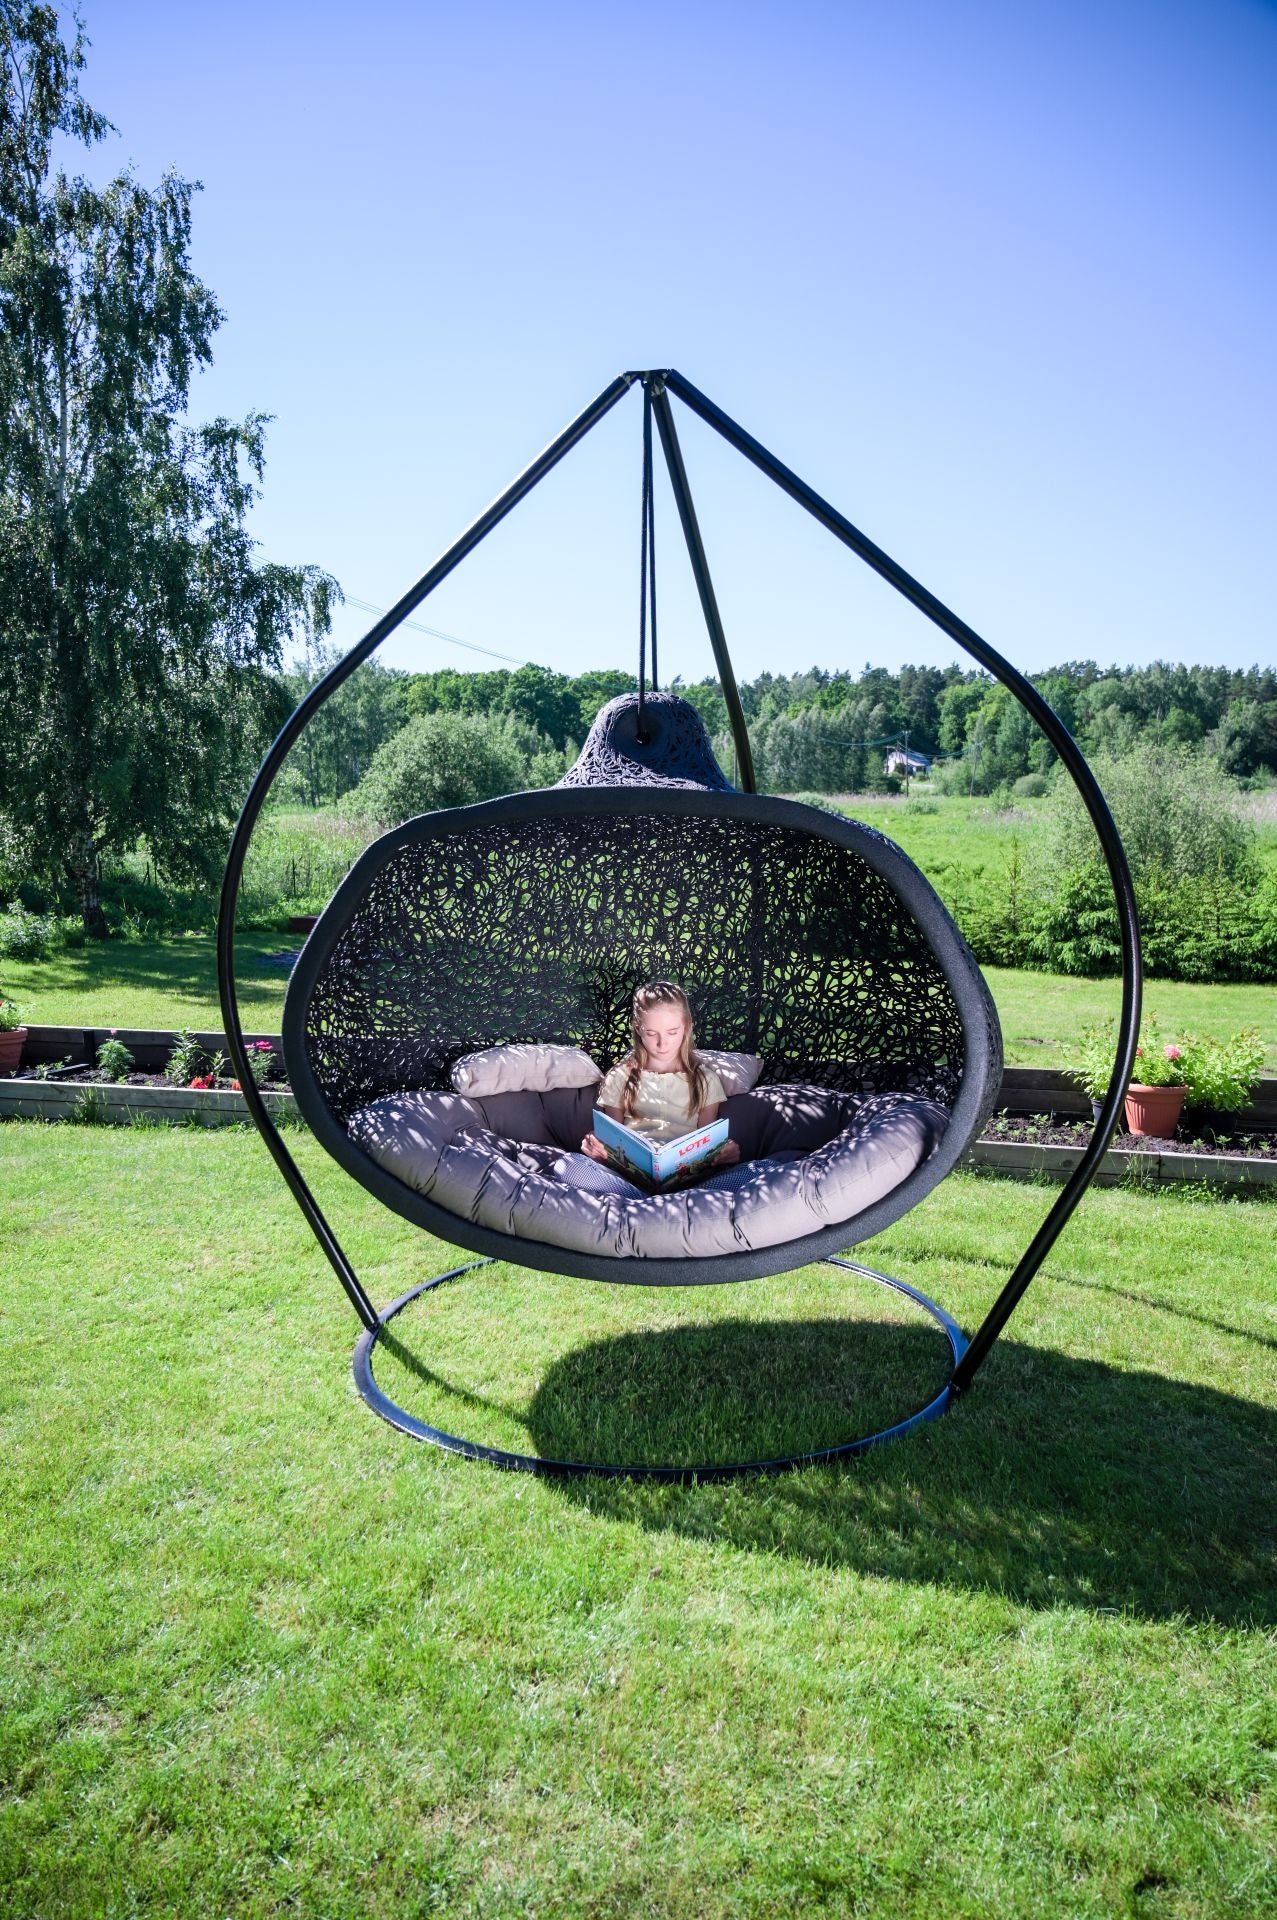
[1124,1082,1186,1138]
[0,1026,27,1075]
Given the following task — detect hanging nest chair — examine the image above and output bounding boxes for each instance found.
[218,369,1140,1478]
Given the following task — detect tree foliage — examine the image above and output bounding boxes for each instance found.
[0,3,334,929]
[352,712,526,824]
[1043,743,1257,886]
[403,662,589,751]
[277,648,405,807]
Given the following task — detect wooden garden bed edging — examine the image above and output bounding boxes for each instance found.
[5,1027,1275,1187]
[965,1138,1277,1192]
[0,1077,297,1127]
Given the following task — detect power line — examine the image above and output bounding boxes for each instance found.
[341,595,533,668]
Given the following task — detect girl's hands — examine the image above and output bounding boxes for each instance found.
[582,1133,609,1162]
[711,1139,741,1166]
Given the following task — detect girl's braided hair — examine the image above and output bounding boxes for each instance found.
[620,980,709,1121]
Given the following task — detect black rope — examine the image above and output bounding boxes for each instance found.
[638,383,653,740]
[647,399,658,693]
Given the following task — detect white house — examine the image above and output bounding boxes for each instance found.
[884,747,932,778]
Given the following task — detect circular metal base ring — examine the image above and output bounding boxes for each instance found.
[352,1256,968,1482]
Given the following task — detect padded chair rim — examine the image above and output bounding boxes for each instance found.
[282,787,999,1286]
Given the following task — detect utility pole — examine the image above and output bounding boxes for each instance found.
[903,727,911,798]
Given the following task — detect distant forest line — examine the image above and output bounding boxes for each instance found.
[279,655,1277,808]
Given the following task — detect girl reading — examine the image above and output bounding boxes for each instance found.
[557,980,746,1195]
[584,978,740,1169]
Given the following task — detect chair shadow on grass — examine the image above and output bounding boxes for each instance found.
[510,1315,1277,1628]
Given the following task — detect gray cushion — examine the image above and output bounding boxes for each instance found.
[347,1084,948,1261]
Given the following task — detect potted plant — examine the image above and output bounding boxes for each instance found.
[1071,1020,1125,1127]
[0,997,26,1074]
[1071,1017,1266,1140]
[1178,1028,1266,1118]
[1124,1028,1188,1138]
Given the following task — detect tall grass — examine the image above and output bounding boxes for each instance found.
[237,808,377,924]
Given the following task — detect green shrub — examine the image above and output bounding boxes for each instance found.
[96,1036,135,1082]
[1025,745,1277,982]
[165,1028,207,1085]
[351,713,526,824]
[1045,743,1256,885]
[956,839,1039,968]
[1180,1028,1266,1111]
[1013,773,1049,799]
[1069,1015,1265,1110]
[0,901,56,960]
[1031,864,1123,975]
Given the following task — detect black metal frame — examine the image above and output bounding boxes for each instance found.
[218,368,1141,1453]
[353,1256,967,1479]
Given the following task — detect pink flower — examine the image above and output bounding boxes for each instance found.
[1164,1044,1182,1060]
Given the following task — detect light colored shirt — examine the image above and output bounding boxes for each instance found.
[597,1061,727,1143]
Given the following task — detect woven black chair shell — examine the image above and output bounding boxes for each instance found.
[218,368,1142,1478]
[282,762,1002,1289]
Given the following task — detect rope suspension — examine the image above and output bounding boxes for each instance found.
[638,379,659,740]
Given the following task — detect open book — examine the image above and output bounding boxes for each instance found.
[591,1108,729,1187]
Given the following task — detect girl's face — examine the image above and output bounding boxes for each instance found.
[638,1007,688,1071]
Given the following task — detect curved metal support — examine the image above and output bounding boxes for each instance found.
[216,374,638,1330]
[353,1255,967,1480]
[660,369,1142,1391]
[648,380,757,791]
[220,364,1140,1400]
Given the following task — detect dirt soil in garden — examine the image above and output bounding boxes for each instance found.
[981,1112,1277,1160]
[10,1067,290,1092]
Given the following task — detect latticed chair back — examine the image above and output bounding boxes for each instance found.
[291,793,997,1128]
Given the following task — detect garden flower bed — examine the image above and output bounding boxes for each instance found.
[0,1023,296,1124]
[982,1110,1277,1160]
[3,1023,1275,1189]
[0,1072,297,1126]
[974,1111,1277,1192]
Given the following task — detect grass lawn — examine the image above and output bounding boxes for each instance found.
[988,968,1277,1073]
[836,787,1277,878]
[0,929,293,1032]
[5,930,1273,1073]
[2,1122,1274,1916]
[828,791,1048,874]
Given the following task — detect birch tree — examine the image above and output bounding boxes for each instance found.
[0,4,334,931]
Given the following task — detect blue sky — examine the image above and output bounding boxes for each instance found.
[74,0,1276,684]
